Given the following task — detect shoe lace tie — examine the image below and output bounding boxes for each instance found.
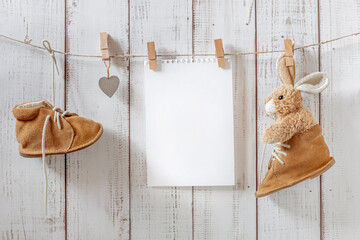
[41,107,68,215]
[258,143,291,184]
[271,143,290,165]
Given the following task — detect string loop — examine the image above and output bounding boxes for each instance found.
[104,58,111,79]
[42,39,59,105]
[42,40,59,75]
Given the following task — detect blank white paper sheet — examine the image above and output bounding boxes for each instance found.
[144,58,235,186]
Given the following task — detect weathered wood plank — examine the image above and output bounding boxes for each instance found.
[129,0,193,239]
[65,0,130,239]
[256,0,321,239]
[2,1,360,239]
[192,0,257,239]
[0,0,65,239]
[319,1,360,239]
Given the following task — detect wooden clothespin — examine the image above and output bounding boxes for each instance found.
[284,39,295,67]
[147,42,157,70]
[214,39,226,68]
[100,32,110,61]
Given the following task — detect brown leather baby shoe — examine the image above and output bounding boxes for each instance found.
[13,100,103,157]
[255,125,335,198]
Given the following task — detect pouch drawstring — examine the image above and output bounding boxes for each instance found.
[41,107,67,215]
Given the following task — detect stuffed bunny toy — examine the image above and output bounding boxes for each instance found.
[262,54,329,143]
[255,54,335,198]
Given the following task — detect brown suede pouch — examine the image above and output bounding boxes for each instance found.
[256,125,334,197]
[13,100,102,157]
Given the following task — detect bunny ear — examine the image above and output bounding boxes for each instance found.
[294,72,329,94]
[276,54,295,86]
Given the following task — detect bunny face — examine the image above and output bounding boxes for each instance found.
[262,53,329,144]
[263,54,329,120]
[264,85,303,119]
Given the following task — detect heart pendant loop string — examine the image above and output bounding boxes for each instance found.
[103,58,111,79]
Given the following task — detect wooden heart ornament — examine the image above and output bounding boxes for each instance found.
[99,76,119,98]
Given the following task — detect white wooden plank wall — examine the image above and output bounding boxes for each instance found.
[319,1,360,239]
[0,1,66,239]
[0,0,359,239]
[65,0,130,239]
[192,1,256,239]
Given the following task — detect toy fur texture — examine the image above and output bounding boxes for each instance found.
[262,54,329,143]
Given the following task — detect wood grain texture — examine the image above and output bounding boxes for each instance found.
[65,0,130,239]
[192,0,257,239]
[0,0,65,239]
[256,0,321,239]
[319,1,360,239]
[2,0,360,239]
[129,0,193,239]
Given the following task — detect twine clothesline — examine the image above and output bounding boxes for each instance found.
[1,31,360,59]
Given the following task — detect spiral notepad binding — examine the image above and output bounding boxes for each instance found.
[144,57,230,65]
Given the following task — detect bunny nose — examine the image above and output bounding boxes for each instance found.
[265,99,276,119]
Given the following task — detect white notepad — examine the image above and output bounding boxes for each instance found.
[144,58,234,186]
